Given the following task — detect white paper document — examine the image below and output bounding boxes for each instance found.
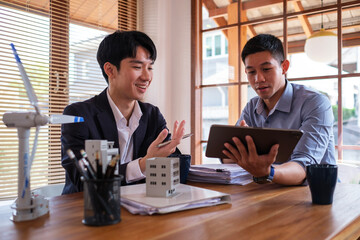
[120,183,231,215]
[187,164,253,185]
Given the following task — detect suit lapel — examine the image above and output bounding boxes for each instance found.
[133,103,148,158]
[95,89,119,149]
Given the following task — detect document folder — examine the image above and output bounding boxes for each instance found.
[120,183,231,215]
[188,164,252,185]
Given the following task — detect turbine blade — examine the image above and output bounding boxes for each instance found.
[49,114,84,124]
[10,43,41,114]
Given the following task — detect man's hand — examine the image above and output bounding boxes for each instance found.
[139,120,185,172]
[239,120,248,127]
[222,120,248,164]
[222,135,279,177]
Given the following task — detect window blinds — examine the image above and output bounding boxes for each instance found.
[0,0,137,200]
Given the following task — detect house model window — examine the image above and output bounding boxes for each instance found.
[146,157,180,197]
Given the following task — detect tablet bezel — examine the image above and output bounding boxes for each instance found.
[205,124,303,163]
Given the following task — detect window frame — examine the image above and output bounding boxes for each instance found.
[191,0,360,165]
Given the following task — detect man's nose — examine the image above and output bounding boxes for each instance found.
[255,72,265,82]
[141,68,151,80]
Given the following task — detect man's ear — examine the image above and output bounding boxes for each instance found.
[281,59,290,75]
[103,62,117,80]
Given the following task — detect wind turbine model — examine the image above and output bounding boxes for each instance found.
[2,43,84,222]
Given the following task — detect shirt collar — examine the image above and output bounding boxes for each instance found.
[106,89,143,130]
[255,79,292,115]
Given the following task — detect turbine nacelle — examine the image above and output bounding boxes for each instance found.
[3,112,83,128]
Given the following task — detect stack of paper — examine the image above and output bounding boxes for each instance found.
[187,164,253,185]
[120,183,231,215]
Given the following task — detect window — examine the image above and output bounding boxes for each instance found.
[205,36,212,57]
[192,0,360,166]
[214,35,221,56]
[0,0,137,200]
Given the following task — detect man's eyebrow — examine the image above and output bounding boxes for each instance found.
[260,61,273,66]
[129,60,144,64]
[129,59,154,65]
[246,61,273,69]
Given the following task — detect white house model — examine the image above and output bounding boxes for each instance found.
[146,157,180,197]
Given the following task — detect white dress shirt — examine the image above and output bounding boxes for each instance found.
[107,90,146,183]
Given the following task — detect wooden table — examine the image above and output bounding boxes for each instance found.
[1,182,360,240]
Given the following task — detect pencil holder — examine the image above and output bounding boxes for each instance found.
[82,175,123,226]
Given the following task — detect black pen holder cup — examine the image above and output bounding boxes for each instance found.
[82,175,123,226]
[179,154,191,184]
[306,164,337,205]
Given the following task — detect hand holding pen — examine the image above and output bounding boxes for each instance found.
[138,120,187,172]
[157,133,193,147]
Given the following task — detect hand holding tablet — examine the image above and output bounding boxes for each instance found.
[205,124,303,163]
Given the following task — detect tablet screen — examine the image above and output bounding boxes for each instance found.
[205,124,303,163]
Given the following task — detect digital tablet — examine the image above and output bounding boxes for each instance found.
[205,124,303,163]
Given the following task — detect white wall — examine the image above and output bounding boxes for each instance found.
[139,0,191,154]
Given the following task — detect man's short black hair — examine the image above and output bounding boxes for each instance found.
[97,30,157,83]
[241,34,285,65]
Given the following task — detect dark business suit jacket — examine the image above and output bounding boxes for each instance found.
[61,88,179,194]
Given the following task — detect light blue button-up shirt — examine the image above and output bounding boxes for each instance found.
[237,80,336,168]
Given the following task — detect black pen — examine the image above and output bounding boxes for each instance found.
[80,149,96,174]
[105,154,120,179]
[95,151,103,179]
[81,158,97,179]
[78,159,91,180]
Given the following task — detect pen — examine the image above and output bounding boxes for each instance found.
[78,159,91,180]
[67,149,90,180]
[95,151,103,179]
[104,154,120,179]
[80,149,96,174]
[157,133,193,148]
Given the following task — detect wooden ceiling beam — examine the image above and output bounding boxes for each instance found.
[292,1,313,37]
[210,2,359,20]
[209,0,285,18]
[203,0,228,36]
[206,2,257,38]
[208,7,227,18]
[242,0,284,10]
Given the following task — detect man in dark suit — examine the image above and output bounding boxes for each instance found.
[61,30,185,194]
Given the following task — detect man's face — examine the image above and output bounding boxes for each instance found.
[244,51,288,105]
[108,46,153,103]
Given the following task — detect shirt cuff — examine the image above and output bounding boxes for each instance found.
[126,158,146,183]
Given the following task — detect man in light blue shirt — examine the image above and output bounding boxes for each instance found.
[222,34,335,185]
